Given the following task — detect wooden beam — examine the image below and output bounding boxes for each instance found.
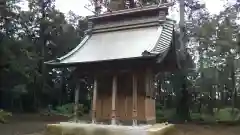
[111,75,117,125]
[92,77,98,123]
[132,73,138,125]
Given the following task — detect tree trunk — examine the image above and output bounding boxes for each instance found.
[176,71,190,122]
[33,76,38,111]
[209,87,214,115]
[231,59,236,114]
[74,81,80,122]
[39,0,47,110]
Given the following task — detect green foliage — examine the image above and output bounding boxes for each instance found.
[1,0,240,126]
[42,103,84,118]
[55,103,84,117]
[190,108,240,123]
[156,102,240,123]
[156,103,176,122]
[190,112,201,121]
[0,0,87,112]
[0,110,12,123]
[55,104,75,115]
[190,113,216,122]
[215,108,240,122]
[156,109,176,122]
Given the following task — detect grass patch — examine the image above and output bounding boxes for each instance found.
[0,109,12,123]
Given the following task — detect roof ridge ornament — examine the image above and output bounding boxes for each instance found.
[88,4,170,20]
[85,3,172,33]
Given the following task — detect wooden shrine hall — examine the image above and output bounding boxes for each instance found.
[45,4,186,125]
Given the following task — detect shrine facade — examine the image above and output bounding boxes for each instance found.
[46,4,186,125]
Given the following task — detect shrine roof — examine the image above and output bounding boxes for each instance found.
[45,5,176,66]
[87,3,172,20]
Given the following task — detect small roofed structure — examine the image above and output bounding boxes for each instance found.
[45,4,186,125]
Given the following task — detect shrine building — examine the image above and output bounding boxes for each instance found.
[45,4,187,125]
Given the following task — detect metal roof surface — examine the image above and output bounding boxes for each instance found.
[45,19,175,65]
[60,26,162,64]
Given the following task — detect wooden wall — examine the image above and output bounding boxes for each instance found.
[94,69,156,123]
[145,97,156,120]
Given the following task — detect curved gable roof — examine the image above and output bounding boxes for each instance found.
[45,5,175,66]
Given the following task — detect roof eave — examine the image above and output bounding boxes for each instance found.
[150,19,175,52]
[92,20,164,34]
[45,56,156,67]
[44,35,91,66]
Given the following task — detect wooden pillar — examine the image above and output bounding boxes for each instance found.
[74,81,80,122]
[111,75,117,125]
[124,96,128,118]
[92,77,98,123]
[145,69,151,97]
[132,73,137,125]
[145,69,150,121]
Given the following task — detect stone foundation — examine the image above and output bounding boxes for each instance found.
[94,119,156,125]
[44,122,175,135]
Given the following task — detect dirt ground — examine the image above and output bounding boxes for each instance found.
[173,124,240,135]
[0,114,68,135]
[0,114,240,135]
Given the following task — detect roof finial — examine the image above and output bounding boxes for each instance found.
[108,0,125,11]
[135,0,143,8]
[84,5,97,15]
[158,0,174,7]
[84,0,113,16]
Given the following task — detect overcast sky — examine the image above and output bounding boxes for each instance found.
[18,0,237,22]
[54,0,231,16]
